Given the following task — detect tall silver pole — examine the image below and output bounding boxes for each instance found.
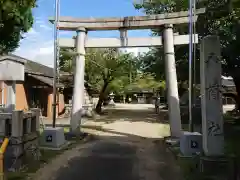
[52,0,60,128]
[193,0,197,114]
[57,2,60,85]
[188,0,194,132]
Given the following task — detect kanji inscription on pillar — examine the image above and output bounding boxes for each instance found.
[200,36,224,156]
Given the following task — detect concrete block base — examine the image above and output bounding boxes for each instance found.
[40,127,66,149]
[180,131,202,156]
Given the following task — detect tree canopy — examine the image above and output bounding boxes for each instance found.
[0,0,36,54]
[59,47,163,112]
[60,48,139,93]
[60,48,139,112]
[134,0,240,108]
[125,72,165,92]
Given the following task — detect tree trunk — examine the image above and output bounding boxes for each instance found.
[95,81,109,114]
[233,76,240,111]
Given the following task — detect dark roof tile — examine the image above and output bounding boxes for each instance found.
[7,54,54,77]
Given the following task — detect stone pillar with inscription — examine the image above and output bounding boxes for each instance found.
[200,36,224,156]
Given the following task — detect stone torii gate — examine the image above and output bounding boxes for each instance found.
[49,8,205,137]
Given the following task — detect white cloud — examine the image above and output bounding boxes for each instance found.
[39,24,52,31]
[13,17,54,67]
[14,40,54,67]
[39,42,54,55]
[27,28,38,35]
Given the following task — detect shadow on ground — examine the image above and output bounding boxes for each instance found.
[53,136,139,180]
[46,134,182,180]
[34,105,182,180]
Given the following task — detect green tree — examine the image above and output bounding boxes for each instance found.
[0,0,36,54]
[59,48,75,73]
[126,72,165,92]
[134,0,240,108]
[138,47,190,83]
[108,76,130,96]
[134,0,195,94]
[59,48,139,113]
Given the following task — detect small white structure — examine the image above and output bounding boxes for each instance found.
[0,55,26,112]
[40,127,66,149]
[0,55,25,81]
[108,92,115,107]
[180,131,202,156]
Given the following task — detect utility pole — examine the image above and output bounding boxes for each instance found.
[129,59,132,84]
[192,0,197,128]
[188,0,194,132]
[52,0,60,128]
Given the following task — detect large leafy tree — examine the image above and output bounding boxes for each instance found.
[86,48,133,113]
[0,0,36,54]
[134,0,195,91]
[59,48,139,113]
[134,0,240,108]
[125,72,165,92]
[138,47,190,82]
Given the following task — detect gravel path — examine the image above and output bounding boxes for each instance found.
[33,104,182,180]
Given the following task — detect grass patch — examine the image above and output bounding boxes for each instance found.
[224,113,240,159]
[178,114,240,180]
[164,113,240,180]
[6,149,63,180]
[177,155,203,180]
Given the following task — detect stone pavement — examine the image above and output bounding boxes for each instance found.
[34,104,183,180]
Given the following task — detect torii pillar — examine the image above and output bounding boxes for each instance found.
[163,24,182,138]
[71,27,86,133]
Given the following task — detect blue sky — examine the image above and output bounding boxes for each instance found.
[14,0,151,67]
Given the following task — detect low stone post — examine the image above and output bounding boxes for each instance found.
[11,110,23,137]
[0,114,11,136]
[31,108,40,133]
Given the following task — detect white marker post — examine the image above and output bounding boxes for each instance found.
[200,36,224,156]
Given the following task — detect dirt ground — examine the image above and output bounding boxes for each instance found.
[33,104,183,180]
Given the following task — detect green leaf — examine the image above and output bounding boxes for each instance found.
[0,0,36,54]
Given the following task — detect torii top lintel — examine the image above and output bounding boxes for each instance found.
[49,8,205,31]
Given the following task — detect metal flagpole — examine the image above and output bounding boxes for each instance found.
[192,0,197,129]
[52,0,60,128]
[188,0,194,132]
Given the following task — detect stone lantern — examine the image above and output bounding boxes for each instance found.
[109,92,115,106]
